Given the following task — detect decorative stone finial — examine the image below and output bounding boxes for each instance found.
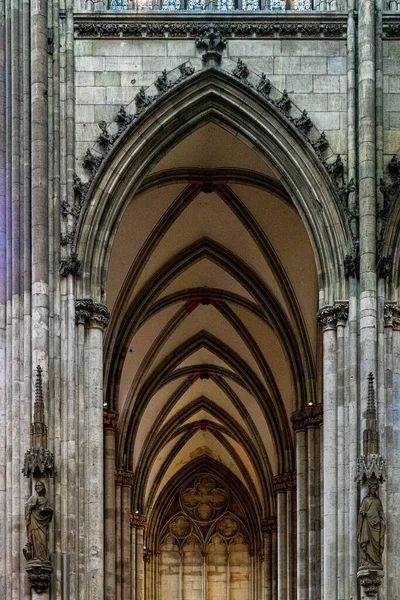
[22,367,55,478]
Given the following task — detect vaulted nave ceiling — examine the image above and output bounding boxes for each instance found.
[104,122,319,517]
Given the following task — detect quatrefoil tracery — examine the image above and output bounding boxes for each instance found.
[180,475,229,523]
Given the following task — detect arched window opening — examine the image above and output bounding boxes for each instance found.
[148,474,255,600]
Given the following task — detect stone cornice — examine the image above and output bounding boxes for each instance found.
[130,513,147,528]
[291,404,323,431]
[272,471,296,493]
[261,516,277,533]
[74,12,347,39]
[103,409,119,430]
[317,301,349,331]
[115,468,134,487]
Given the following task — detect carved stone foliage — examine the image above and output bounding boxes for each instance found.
[130,513,147,528]
[75,20,346,40]
[63,62,195,252]
[261,516,277,533]
[357,569,384,597]
[384,303,400,329]
[377,154,400,274]
[22,366,56,479]
[229,57,353,215]
[103,408,119,431]
[115,468,134,487]
[317,302,349,331]
[291,404,323,432]
[23,480,54,593]
[75,299,110,330]
[272,471,296,493]
[22,448,56,479]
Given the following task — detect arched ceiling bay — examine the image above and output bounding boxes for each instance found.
[105,122,318,516]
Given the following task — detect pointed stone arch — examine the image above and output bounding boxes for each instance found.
[75,66,350,306]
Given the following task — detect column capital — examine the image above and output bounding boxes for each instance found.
[75,298,110,329]
[272,471,296,494]
[130,513,147,529]
[384,302,400,330]
[291,404,323,431]
[317,301,349,331]
[103,408,119,431]
[115,468,134,487]
[261,516,277,533]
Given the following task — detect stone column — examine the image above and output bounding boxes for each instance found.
[276,491,287,600]
[104,410,119,600]
[261,517,276,600]
[358,0,377,414]
[115,470,134,599]
[87,302,110,600]
[131,514,147,600]
[384,304,400,599]
[292,415,308,600]
[318,303,348,600]
[273,473,296,600]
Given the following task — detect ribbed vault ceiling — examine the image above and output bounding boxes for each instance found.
[104,122,319,517]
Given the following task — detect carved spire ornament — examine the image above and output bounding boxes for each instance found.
[22,367,55,593]
[356,373,386,596]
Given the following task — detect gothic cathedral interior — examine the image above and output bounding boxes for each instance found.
[1,0,400,599]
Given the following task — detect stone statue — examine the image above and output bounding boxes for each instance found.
[357,483,386,567]
[23,480,53,563]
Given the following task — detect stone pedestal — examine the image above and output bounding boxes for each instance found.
[25,560,52,594]
[357,567,384,597]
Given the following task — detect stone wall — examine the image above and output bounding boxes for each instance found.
[74,35,348,177]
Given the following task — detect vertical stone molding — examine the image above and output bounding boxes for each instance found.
[104,410,119,600]
[75,299,110,600]
[318,302,348,600]
[272,473,296,600]
[261,517,277,600]
[291,404,323,600]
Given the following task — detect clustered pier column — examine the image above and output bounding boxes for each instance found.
[291,404,323,600]
[272,472,296,600]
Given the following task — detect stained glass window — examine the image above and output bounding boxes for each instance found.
[187,0,206,9]
[242,0,259,9]
[271,0,286,8]
[292,0,312,8]
[162,0,181,8]
[217,0,234,9]
[109,0,129,9]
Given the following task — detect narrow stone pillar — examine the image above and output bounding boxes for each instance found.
[384,304,400,599]
[276,491,287,600]
[121,474,134,598]
[115,485,122,600]
[130,522,137,599]
[104,410,119,600]
[262,517,276,600]
[286,486,295,600]
[358,0,377,412]
[87,303,110,600]
[308,408,323,599]
[292,416,308,600]
[318,304,347,600]
[131,513,147,600]
[273,473,296,600]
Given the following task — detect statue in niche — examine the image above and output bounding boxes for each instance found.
[23,480,53,563]
[357,483,386,568]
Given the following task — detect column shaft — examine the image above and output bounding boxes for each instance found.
[296,429,308,600]
[277,493,287,600]
[322,326,337,600]
[122,485,131,598]
[105,428,116,600]
[87,325,104,600]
